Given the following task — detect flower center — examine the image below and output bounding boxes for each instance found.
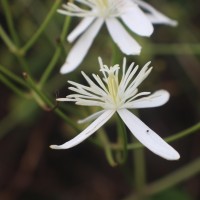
[102,65,122,108]
[94,0,124,18]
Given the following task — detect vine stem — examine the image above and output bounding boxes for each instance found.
[0,25,18,54]
[109,122,200,150]
[20,0,61,54]
[0,74,29,99]
[132,138,146,200]
[1,0,20,45]
[22,73,79,131]
[125,157,200,200]
[39,15,71,87]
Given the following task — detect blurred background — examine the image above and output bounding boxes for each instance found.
[1,0,200,199]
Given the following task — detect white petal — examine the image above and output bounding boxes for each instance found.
[50,110,115,149]
[125,90,170,108]
[105,18,141,55]
[67,17,95,42]
[60,18,104,74]
[120,4,153,36]
[78,110,105,124]
[56,98,68,102]
[117,109,180,160]
[135,0,177,26]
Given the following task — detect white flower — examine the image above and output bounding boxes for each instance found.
[58,0,177,74]
[50,57,180,160]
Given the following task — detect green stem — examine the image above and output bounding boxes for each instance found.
[116,114,128,164]
[97,129,117,167]
[145,43,200,55]
[1,0,20,45]
[0,26,30,72]
[17,56,31,74]
[39,15,71,87]
[125,157,200,200]
[133,138,146,199]
[39,47,61,87]
[0,74,28,99]
[20,0,61,54]
[0,25,18,54]
[164,122,200,143]
[23,73,78,131]
[109,122,200,151]
[0,64,28,88]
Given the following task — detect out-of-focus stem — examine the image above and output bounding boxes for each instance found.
[20,0,61,54]
[1,0,20,45]
[0,64,28,88]
[39,15,71,87]
[0,74,28,99]
[132,138,146,200]
[125,157,200,200]
[0,25,18,54]
[110,122,200,150]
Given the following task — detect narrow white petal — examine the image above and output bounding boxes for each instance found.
[56,98,68,102]
[67,17,95,42]
[117,109,180,160]
[125,90,170,108]
[105,18,141,55]
[135,0,177,26]
[78,110,105,124]
[50,110,115,149]
[120,4,153,36]
[60,18,104,74]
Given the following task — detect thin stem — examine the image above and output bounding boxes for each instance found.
[21,0,61,54]
[39,15,71,87]
[0,25,18,54]
[116,114,128,164]
[132,138,146,199]
[164,122,200,143]
[97,129,118,167]
[145,43,200,55]
[17,56,31,74]
[1,0,20,45]
[109,122,200,150]
[0,64,28,88]
[39,47,61,87]
[125,157,200,200]
[23,73,78,131]
[0,74,29,99]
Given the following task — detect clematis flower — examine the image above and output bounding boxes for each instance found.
[58,0,177,74]
[50,57,180,160]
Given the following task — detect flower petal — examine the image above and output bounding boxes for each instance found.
[105,18,141,55]
[117,109,180,160]
[50,110,115,149]
[120,4,153,36]
[78,110,105,124]
[125,90,170,108]
[67,17,95,42]
[60,18,104,74]
[135,0,177,26]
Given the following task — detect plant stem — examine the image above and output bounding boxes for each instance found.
[125,157,200,200]
[1,0,20,45]
[116,114,128,164]
[97,129,117,167]
[39,15,71,87]
[145,43,200,55]
[0,74,28,99]
[20,0,61,54]
[110,122,200,150]
[0,25,18,54]
[23,73,79,131]
[0,64,28,88]
[132,138,146,199]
